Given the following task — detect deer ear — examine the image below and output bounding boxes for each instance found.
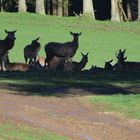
[70,31,73,35]
[5,29,8,33]
[86,52,89,56]
[34,37,40,42]
[13,29,17,33]
[123,49,126,54]
[81,52,84,56]
[110,59,113,63]
[119,49,122,53]
[124,57,127,60]
[79,32,82,36]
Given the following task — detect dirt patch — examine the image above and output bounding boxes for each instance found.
[0,93,140,140]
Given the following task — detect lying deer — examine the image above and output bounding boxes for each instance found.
[2,52,33,72]
[0,29,17,70]
[24,37,41,65]
[60,52,89,72]
[88,59,114,73]
[114,49,140,72]
[44,31,82,68]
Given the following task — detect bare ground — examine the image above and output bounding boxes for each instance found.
[0,89,140,140]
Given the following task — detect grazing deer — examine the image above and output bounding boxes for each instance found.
[60,52,88,72]
[44,31,82,68]
[0,29,17,70]
[2,52,33,72]
[114,49,140,72]
[24,37,41,65]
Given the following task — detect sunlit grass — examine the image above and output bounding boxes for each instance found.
[87,94,140,119]
[0,121,68,140]
[0,12,140,68]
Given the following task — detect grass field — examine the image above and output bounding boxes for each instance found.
[0,121,68,140]
[0,12,140,68]
[0,12,140,121]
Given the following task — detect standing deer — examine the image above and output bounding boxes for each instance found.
[60,52,88,72]
[44,31,82,68]
[2,52,33,72]
[24,37,41,65]
[114,49,140,72]
[0,29,17,70]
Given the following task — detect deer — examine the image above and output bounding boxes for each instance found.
[44,31,82,68]
[24,37,41,65]
[104,59,114,71]
[0,29,17,70]
[114,49,140,72]
[59,52,88,72]
[87,59,114,73]
[2,52,33,72]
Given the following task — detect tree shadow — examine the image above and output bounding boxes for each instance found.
[0,70,139,97]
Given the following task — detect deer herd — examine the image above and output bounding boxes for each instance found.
[0,29,139,73]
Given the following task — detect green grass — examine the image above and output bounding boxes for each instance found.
[0,12,140,120]
[0,12,140,68]
[87,94,140,119]
[0,122,68,140]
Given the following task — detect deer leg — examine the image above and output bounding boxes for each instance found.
[29,58,33,65]
[25,57,28,64]
[0,61,3,71]
[34,57,36,65]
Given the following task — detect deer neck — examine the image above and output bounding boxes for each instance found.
[72,38,79,48]
[4,37,15,48]
[78,58,87,70]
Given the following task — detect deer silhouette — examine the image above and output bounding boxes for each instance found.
[44,31,82,68]
[114,49,140,72]
[0,29,17,70]
[59,52,88,72]
[2,52,33,72]
[24,37,41,65]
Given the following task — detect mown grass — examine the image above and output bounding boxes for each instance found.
[0,12,140,120]
[0,12,140,68]
[87,94,140,119]
[0,121,68,140]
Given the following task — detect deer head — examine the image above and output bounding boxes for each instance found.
[31,37,40,47]
[104,59,113,70]
[81,52,89,62]
[5,29,17,41]
[116,49,127,64]
[70,31,82,40]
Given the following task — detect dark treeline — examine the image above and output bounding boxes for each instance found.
[0,0,139,21]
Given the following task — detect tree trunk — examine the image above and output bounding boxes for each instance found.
[46,0,51,15]
[18,0,26,12]
[127,2,132,21]
[52,0,57,15]
[83,0,95,18]
[138,0,140,20]
[57,0,62,16]
[36,0,45,15]
[0,0,3,12]
[62,0,68,16]
[111,0,120,22]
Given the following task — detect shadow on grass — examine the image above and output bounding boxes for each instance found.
[0,71,139,97]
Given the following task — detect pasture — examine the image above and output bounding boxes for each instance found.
[0,13,140,140]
